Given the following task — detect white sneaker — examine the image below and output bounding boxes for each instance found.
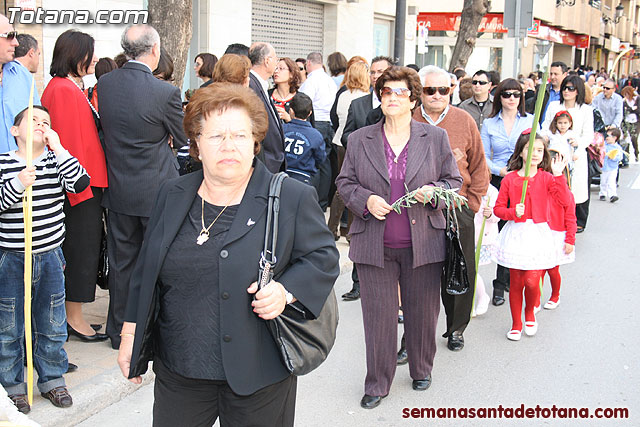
[543,299,560,310]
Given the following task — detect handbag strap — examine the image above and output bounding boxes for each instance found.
[261,172,288,269]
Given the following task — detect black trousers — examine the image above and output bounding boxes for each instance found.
[63,187,103,302]
[152,359,297,427]
[105,211,148,348]
[312,121,335,211]
[575,163,591,229]
[490,175,510,293]
[440,205,476,336]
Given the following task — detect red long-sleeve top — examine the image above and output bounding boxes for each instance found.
[42,77,108,206]
[494,169,572,226]
[548,193,577,245]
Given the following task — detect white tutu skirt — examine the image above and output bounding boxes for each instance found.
[492,220,558,270]
[551,230,576,265]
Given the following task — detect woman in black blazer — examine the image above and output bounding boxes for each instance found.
[117,83,339,427]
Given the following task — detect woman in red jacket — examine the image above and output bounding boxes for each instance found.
[41,30,108,342]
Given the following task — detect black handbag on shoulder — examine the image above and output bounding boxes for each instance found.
[442,208,470,296]
[256,172,339,376]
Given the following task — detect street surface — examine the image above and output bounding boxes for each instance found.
[78,165,640,427]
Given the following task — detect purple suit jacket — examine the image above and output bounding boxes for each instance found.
[336,119,463,269]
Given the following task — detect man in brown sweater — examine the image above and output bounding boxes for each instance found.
[411,65,490,352]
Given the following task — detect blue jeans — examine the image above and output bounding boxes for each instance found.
[0,246,68,395]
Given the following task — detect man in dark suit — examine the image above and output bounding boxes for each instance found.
[98,24,187,349]
[341,56,393,146]
[248,42,285,173]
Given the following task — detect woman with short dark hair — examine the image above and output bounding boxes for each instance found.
[327,51,347,86]
[118,83,339,426]
[542,74,594,233]
[269,57,301,123]
[41,29,109,342]
[336,67,462,409]
[194,52,218,88]
[153,47,174,82]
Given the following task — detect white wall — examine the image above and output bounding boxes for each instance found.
[42,0,145,87]
[208,0,251,57]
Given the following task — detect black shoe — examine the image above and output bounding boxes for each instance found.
[67,325,109,342]
[610,196,619,203]
[397,312,404,324]
[492,289,505,306]
[9,393,30,414]
[341,288,360,301]
[91,324,102,331]
[447,333,464,351]
[599,195,606,201]
[360,394,387,409]
[576,226,585,233]
[66,362,78,373]
[412,375,432,391]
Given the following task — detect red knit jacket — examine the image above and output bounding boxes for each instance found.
[548,192,577,245]
[42,77,108,206]
[494,169,571,225]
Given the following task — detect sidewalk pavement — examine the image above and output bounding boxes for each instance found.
[25,236,353,427]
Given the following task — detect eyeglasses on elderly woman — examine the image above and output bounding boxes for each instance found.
[381,87,411,98]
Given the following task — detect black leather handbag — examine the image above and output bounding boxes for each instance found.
[257,172,339,376]
[96,210,109,290]
[442,208,470,296]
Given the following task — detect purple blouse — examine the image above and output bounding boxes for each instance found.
[382,128,412,248]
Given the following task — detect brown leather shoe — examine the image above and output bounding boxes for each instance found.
[9,393,30,414]
[41,386,73,408]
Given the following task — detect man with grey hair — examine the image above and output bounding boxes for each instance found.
[14,33,40,74]
[592,78,623,129]
[300,52,337,210]
[98,24,187,349]
[409,65,489,353]
[248,42,285,172]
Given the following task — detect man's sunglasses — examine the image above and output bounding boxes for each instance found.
[0,31,18,41]
[381,87,411,98]
[423,86,451,96]
[563,86,577,92]
[500,91,522,99]
[472,80,489,86]
[603,86,615,90]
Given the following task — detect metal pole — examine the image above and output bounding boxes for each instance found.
[394,0,406,65]
[513,0,521,78]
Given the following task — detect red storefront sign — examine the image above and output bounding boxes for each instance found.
[417,13,589,49]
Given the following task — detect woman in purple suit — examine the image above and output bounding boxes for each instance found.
[336,67,462,409]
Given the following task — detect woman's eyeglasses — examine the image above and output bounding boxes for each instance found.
[563,86,577,92]
[381,87,411,98]
[0,31,18,41]
[422,86,451,96]
[500,91,521,99]
[471,80,489,86]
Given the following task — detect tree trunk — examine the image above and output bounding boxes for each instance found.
[148,0,193,89]
[448,0,491,72]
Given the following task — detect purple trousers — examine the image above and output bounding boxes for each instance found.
[357,247,442,397]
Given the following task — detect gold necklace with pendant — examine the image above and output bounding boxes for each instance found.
[197,198,228,245]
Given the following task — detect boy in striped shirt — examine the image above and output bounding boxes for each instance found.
[0,106,89,413]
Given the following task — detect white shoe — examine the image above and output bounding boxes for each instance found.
[524,320,538,336]
[475,301,489,316]
[544,299,560,310]
[534,305,541,314]
[507,329,522,341]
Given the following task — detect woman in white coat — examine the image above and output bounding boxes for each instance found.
[542,75,593,233]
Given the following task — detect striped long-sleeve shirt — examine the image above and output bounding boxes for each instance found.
[0,149,90,253]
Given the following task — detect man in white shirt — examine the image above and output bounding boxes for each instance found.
[300,52,337,210]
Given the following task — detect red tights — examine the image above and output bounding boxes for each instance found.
[509,269,543,331]
[545,265,561,303]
